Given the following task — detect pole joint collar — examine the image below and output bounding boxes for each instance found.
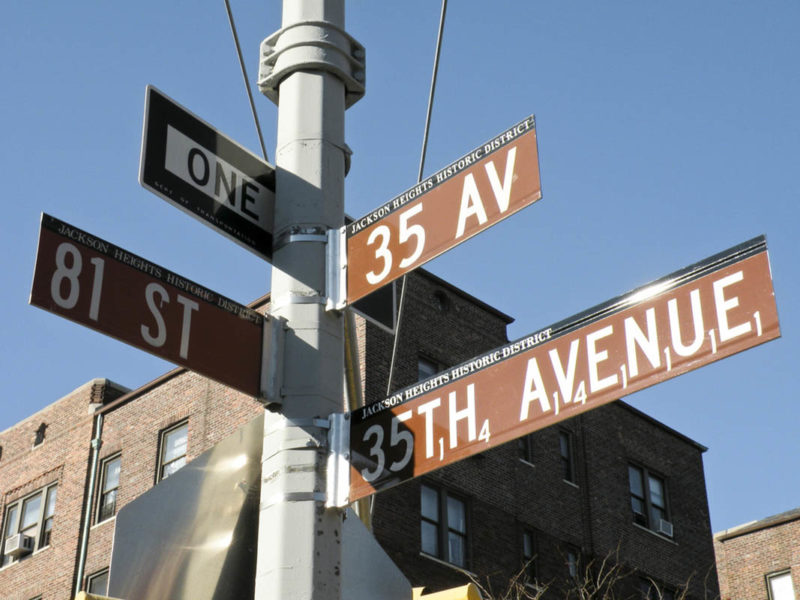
[258,20,366,108]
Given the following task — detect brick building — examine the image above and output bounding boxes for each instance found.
[714,508,800,600]
[0,269,719,599]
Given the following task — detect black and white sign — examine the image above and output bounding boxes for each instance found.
[140,86,275,260]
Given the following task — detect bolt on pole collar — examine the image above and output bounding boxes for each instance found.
[258,20,366,108]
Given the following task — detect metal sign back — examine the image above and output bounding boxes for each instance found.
[140,85,276,261]
[344,237,780,503]
[30,214,268,397]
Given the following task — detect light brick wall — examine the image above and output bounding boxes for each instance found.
[715,512,800,600]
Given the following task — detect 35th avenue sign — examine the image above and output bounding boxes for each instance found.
[30,214,270,398]
[344,116,541,305]
[344,237,780,503]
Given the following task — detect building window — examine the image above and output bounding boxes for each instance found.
[559,431,576,484]
[420,483,468,568]
[629,465,672,536]
[432,290,451,313]
[767,571,796,600]
[566,546,581,579]
[97,454,121,522]
[87,569,110,595]
[518,434,534,464]
[639,578,677,600]
[40,486,57,548]
[158,421,188,482]
[418,356,443,381]
[521,529,537,581]
[1,483,57,567]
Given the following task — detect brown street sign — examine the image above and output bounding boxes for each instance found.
[345,116,542,304]
[346,237,780,502]
[30,214,268,397]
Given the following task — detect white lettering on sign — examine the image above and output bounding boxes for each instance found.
[359,383,493,481]
[668,290,704,356]
[713,272,752,342]
[518,269,756,422]
[455,147,517,238]
[50,242,105,321]
[362,148,521,286]
[141,282,200,360]
[364,203,428,285]
[164,126,269,228]
[417,398,441,459]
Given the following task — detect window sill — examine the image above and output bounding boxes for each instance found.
[563,479,579,489]
[632,522,677,545]
[0,545,51,571]
[91,516,116,531]
[419,552,476,578]
[518,458,535,468]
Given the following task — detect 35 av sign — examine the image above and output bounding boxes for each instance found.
[343,116,542,304]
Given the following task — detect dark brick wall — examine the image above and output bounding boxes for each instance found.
[371,405,719,598]
[0,270,720,599]
[367,272,719,598]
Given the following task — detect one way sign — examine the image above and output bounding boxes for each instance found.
[140,86,276,261]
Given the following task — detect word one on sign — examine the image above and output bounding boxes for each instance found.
[345,237,779,502]
[345,116,541,304]
[140,86,275,261]
[30,214,267,397]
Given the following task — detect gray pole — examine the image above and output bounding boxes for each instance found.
[255,1,364,598]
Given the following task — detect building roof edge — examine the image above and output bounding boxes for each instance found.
[415,268,515,324]
[714,506,800,541]
[616,400,709,453]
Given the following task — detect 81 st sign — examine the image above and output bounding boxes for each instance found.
[30,214,269,398]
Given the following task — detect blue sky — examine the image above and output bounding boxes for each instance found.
[2,2,798,534]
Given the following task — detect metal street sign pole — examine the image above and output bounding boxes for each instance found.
[255,1,364,599]
[30,213,274,399]
[339,236,780,503]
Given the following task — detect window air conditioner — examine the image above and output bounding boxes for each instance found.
[656,519,674,537]
[4,533,35,558]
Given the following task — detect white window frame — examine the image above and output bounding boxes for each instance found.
[157,421,189,482]
[97,454,121,523]
[87,568,110,595]
[1,482,57,567]
[767,570,796,600]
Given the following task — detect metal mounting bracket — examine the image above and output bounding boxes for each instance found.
[325,226,347,312]
[273,224,328,253]
[258,20,365,108]
[260,315,286,406]
[326,412,351,508]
